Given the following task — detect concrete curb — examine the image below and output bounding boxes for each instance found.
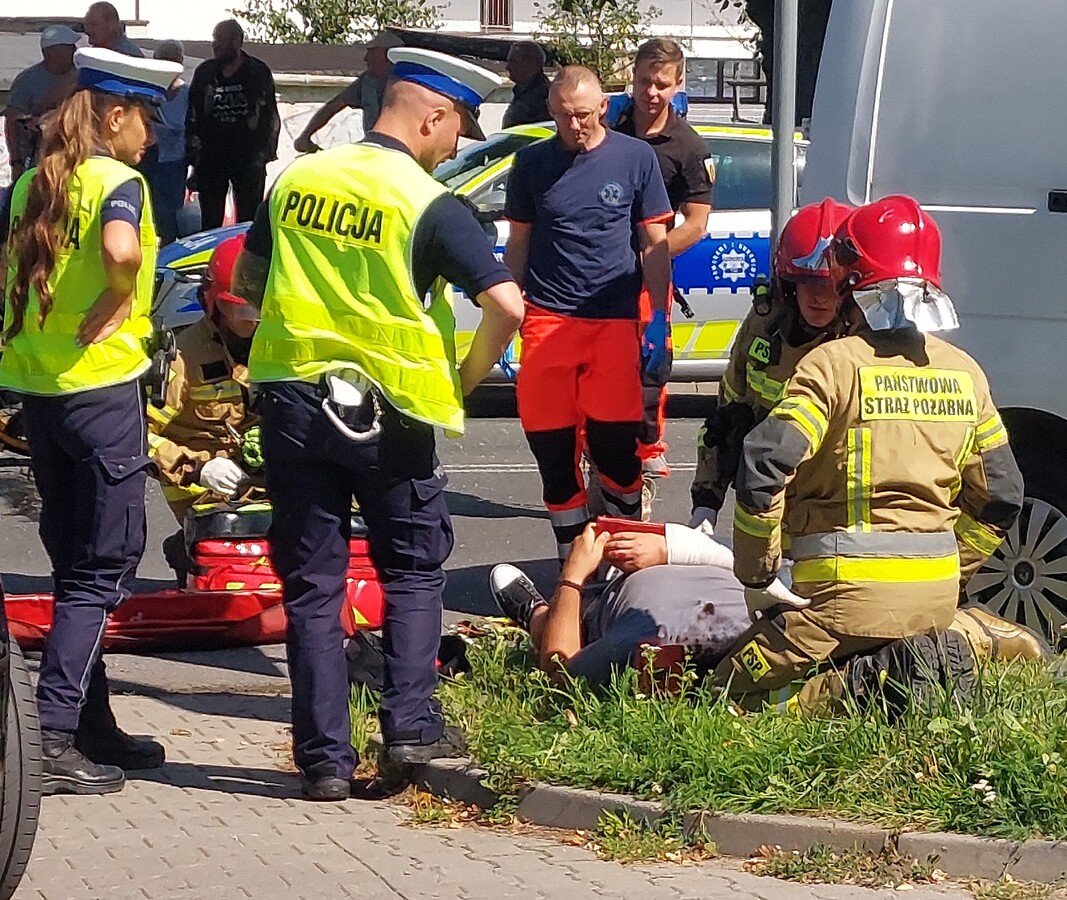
[412,758,1067,883]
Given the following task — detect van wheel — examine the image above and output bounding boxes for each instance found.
[0,637,42,899]
[966,495,1067,646]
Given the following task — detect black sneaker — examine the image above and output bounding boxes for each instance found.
[42,731,126,796]
[75,726,166,771]
[301,775,350,802]
[489,564,546,630]
[847,630,977,720]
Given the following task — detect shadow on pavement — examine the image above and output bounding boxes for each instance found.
[133,761,299,800]
[1,571,177,595]
[445,557,558,616]
[125,690,291,724]
[445,490,548,521]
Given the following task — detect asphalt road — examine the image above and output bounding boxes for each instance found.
[0,387,717,694]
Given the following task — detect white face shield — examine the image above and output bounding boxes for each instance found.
[851,277,959,333]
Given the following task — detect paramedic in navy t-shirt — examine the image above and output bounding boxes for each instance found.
[504,65,673,561]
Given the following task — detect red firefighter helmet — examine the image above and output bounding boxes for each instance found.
[201,233,250,319]
[774,198,853,282]
[832,195,942,292]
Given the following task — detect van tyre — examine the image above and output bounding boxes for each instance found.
[0,637,41,899]
[967,426,1067,645]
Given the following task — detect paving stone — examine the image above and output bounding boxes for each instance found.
[12,693,972,900]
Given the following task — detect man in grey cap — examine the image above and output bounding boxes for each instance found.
[4,25,79,181]
[293,31,403,152]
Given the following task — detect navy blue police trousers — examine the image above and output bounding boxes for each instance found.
[259,382,453,780]
[21,380,149,733]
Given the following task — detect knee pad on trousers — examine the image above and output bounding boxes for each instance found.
[526,427,581,505]
[585,420,641,491]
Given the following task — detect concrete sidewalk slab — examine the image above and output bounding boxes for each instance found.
[15,693,971,900]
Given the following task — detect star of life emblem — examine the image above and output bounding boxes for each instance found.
[710,241,758,284]
[599,182,623,206]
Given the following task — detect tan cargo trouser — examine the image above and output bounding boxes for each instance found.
[712,609,890,715]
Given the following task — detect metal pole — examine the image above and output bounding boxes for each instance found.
[770,0,799,248]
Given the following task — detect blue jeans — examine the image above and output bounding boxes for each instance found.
[145,157,188,245]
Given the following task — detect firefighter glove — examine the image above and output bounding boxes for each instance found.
[744,580,810,622]
[198,457,249,497]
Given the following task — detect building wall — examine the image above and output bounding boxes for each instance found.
[13,0,754,54]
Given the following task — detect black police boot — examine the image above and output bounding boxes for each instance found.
[301,775,351,802]
[382,724,468,767]
[42,730,125,796]
[358,726,469,801]
[75,661,166,770]
[75,725,166,771]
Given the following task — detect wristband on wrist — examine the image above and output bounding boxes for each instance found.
[557,579,585,594]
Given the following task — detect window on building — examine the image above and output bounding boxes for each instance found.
[481,0,513,29]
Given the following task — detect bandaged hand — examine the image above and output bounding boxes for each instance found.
[743,579,810,622]
[198,457,249,497]
[688,507,717,531]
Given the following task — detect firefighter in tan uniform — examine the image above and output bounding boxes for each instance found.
[147,235,262,576]
[718,196,1028,713]
[690,198,852,530]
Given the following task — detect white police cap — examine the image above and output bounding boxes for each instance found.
[388,47,502,141]
[74,47,182,107]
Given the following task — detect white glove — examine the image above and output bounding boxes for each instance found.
[688,507,718,532]
[198,457,249,497]
[744,579,810,622]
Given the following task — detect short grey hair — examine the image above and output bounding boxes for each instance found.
[509,40,546,68]
[154,39,184,63]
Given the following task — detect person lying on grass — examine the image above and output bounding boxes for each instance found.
[489,521,799,688]
[490,522,1043,712]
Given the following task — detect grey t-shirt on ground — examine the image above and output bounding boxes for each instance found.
[568,565,751,688]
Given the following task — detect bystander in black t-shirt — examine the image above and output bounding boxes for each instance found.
[186,54,280,163]
[243,133,512,302]
[614,109,713,215]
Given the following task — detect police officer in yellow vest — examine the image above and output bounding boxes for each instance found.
[231,48,525,801]
[0,48,179,795]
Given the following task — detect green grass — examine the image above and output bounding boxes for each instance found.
[589,811,714,863]
[744,844,943,889]
[352,635,1067,841]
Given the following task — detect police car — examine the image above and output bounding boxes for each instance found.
[155,123,807,382]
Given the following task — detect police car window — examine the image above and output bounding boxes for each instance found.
[434,133,539,191]
[704,137,772,210]
[468,171,510,215]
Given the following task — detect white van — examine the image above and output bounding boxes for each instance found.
[800,0,1066,640]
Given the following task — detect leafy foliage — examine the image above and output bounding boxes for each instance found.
[234,0,442,44]
[534,0,661,84]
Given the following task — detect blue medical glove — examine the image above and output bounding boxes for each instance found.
[641,309,668,374]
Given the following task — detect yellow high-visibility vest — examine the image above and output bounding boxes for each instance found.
[248,142,466,434]
[0,157,157,396]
